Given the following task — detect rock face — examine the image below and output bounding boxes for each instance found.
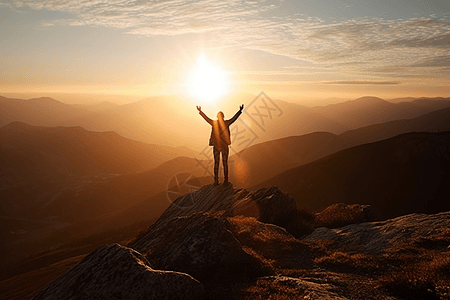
[131,212,270,281]
[155,184,297,227]
[227,186,298,227]
[31,244,204,300]
[305,211,450,254]
[130,185,296,279]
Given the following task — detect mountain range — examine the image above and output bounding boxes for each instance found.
[2,94,450,150]
[230,105,450,187]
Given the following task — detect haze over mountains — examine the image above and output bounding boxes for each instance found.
[2,94,450,150]
[1,93,450,299]
[0,121,196,182]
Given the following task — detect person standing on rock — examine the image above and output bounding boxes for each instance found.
[197,104,244,185]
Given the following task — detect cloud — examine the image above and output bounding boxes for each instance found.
[7,0,450,79]
[322,81,401,85]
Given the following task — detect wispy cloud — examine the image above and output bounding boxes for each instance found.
[323,81,401,85]
[6,0,450,79]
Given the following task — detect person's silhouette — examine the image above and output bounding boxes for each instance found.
[197,104,244,184]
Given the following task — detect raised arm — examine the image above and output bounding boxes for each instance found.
[197,106,213,125]
[226,104,244,125]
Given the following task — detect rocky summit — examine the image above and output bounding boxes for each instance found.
[150,184,297,227]
[30,184,450,300]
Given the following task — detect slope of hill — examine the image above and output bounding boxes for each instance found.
[339,106,450,147]
[229,132,348,187]
[252,131,450,219]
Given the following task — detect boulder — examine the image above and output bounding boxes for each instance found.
[315,203,375,228]
[31,244,204,300]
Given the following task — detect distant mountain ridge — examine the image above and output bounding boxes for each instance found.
[1,94,450,149]
[308,96,450,131]
[0,121,196,179]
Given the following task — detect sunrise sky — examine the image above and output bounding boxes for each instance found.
[1,0,449,105]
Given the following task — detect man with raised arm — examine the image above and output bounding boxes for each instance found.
[197,104,244,184]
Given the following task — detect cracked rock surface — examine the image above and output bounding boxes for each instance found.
[31,244,204,300]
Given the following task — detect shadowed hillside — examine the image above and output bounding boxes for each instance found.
[229,132,347,187]
[339,106,450,146]
[252,131,450,219]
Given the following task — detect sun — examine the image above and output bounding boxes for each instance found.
[188,54,228,103]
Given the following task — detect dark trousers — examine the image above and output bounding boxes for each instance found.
[213,146,229,180]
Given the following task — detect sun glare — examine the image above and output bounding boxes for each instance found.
[188,54,228,103]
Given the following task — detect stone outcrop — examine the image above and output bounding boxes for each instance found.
[305,211,450,254]
[131,212,270,281]
[156,184,297,227]
[226,186,297,227]
[31,244,204,300]
[130,185,296,279]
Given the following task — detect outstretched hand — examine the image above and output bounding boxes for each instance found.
[196,105,202,112]
[239,104,244,111]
